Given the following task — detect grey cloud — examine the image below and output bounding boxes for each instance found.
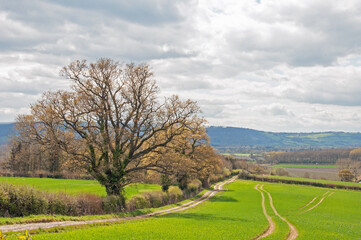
[49,0,187,26]
[222,1,361,69]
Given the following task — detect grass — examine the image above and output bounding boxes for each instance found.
[0,177,160,198]
[3,180,361,239]
[266,175,361,187]
[18,181,267,240]
[261,182,361,240]
[271,164,337,169]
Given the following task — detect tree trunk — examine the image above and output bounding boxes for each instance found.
[201,177,210,188]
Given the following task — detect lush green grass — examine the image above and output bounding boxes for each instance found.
[4,180,361,239]
[261,182,361,240]
[266,175,361,187]
[0,177,160,198]
[271,164,337,169]
[27,181,267,240]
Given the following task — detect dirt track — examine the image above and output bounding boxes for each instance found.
[299,191,334,215]
[254,184,275,240]
[260,185,298,240]
[0,176,237,233]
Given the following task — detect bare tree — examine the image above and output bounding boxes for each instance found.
[18,59,203,198]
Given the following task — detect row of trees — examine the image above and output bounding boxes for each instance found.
[264,148,355,164]
[6,59,224,198]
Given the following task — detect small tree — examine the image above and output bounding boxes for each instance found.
[338,169,354,182]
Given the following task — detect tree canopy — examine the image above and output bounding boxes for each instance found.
[11,58,221,197]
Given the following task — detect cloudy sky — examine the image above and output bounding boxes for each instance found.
[1,0,361,132]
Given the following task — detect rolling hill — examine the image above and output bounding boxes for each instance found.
[206,126,361,147]
[1,123,361,147]
[0,123,13,145]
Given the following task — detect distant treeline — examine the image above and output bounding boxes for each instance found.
[216,146,333,154]
[265,148,361,164]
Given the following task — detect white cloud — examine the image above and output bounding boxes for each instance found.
[1,0,361,132]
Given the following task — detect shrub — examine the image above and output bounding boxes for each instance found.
[1,184,48,217]
[102,195,125,213]
[231,169,241,176]
[223,168,231,177]
[144,191,166,208]
[126,194,149,211]
[187,179,202,193]
[238,170,251,179]
[0,189,9,216]
[77,194,103,215]
[168,186,183,203]
[209,174,223,183]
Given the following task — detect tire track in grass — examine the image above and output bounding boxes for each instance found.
[299,191,334,215]
[298,196,318,210]
[253,184,275,240]
[260,185,298,240]
[0,176,237,233]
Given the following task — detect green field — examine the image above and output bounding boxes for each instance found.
[272,164,337,169]
[0,177,160,198]
[261,182,361,239]
[12,180,360,240]
[22,181,268,240]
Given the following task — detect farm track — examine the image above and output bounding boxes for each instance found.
[0,176,237,233]
[298,196,318,210]
[260,185,298,240]
[253,184,275,240]
[299,191,334,215]
[254,184,298,240]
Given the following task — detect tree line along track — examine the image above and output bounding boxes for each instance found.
[0,176,238,234]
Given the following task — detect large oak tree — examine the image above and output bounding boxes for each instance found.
[17,58,206,197]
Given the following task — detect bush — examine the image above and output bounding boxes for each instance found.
[102,195,125,213]
[231,169,241,176]
[168,186,183,203]
[238,170,251,179]
[223,168,231,177]
[144,191,166,208]
[0,184,48,217]
[209,174,223,183]
[187,179,202,193]
[126,194,149,211]
[77,194,103,215]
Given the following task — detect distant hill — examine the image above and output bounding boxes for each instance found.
[2,123,361,148]
[206,126,361,147]
[0,123,14,145]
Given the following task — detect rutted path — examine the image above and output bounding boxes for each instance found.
[298,196,318,210]
[254,184,275,240]
[261,186,298,240]
[299,191,334,215]
[0,176,237,233]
